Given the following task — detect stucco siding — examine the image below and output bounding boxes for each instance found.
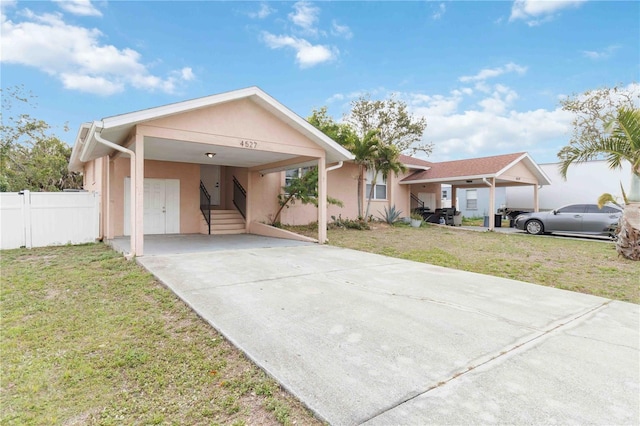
[144,98,320,152]
[109,158,200,236]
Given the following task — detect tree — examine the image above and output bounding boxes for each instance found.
[308,108,381,218]
[346,94,430,155]
[364,142,407,220]
[0,86,82,192]
[558,85,640,260]
[271,167,343,226]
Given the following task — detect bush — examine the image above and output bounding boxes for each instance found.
[330,215,370,230]
[378,205,402,224]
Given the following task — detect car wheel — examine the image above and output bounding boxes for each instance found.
[525,219,544,235]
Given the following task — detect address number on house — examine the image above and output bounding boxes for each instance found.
[239,140,258,149]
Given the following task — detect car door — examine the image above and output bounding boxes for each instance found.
[545,204,586,232]
[582,204,621,234]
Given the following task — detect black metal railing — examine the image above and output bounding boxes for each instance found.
[410,193,424,210]
[200,180,211,234]
[232,176,247,219]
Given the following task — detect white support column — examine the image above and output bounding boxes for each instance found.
[533,184,539,212]
[105,157,113,240]
[318,155,327,243]
[134,133,144,256]
[488,178,496,230]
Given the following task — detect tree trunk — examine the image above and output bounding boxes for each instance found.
[615,202,640,261]
[364,171,379,221]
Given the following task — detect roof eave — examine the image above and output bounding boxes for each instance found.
[400,173,498,185]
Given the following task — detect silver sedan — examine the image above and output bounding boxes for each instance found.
[514,204,622,237]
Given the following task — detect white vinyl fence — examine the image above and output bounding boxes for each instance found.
[0,191,100,250]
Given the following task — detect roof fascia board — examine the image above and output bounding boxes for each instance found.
[404,164,431,171]
[251,90,354,160]
[495,153,551,185]
[101,87,259,129]
[400,173,497,185]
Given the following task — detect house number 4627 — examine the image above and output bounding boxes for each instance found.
[240,140,258,149]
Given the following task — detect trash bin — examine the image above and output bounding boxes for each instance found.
[483,216,489,227]
[495,214,502,227]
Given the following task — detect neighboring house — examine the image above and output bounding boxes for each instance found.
[69,87,550,257]
[399,153,551,228]
[456,160,632,217]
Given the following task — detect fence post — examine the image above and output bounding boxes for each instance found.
[21,190,32,249]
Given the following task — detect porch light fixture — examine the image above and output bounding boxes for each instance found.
[205,152,216,158]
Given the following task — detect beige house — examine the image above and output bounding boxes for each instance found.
[69,87,549,257]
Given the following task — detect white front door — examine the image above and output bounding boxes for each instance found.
[200,165,221,206]
[124,178,180,235]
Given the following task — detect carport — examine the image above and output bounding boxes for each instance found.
[69,87,353,257]
[401,152,551,229]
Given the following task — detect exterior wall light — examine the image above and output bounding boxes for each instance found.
[205,153,216,158]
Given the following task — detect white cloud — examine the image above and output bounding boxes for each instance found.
[421,106,573,161]
[262,32,336,68]
[0,9,195,96]
[432,3,446,20]
[330,83,574,162]
[60,73,123,95]
[331,20,352,39]
[510,0,585,26]
[582,45,620,60]
[459,62,527,83]
[53,0,102,17]
[249,2,274,19]
[289,1,320,35]
[179,67,195,81]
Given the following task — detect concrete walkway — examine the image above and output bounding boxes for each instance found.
[138,243,639,425]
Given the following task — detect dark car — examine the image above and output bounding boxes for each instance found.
[514,204,622,237]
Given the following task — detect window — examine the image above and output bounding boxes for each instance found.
[285,167,313,187]
[557,204,586,214]
[466,189,477,210]
[365,169,387,200]
[442,190,448,199]
[586,204,621,214]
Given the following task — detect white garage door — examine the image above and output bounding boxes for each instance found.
[124,178,180,235]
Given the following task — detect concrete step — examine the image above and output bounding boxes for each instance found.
[200,209,245,235]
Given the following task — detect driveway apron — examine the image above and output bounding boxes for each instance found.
[138,244,639,425]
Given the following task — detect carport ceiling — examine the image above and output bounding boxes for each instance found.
[144,137,297,168]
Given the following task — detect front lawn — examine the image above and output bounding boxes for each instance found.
[0,244,321,425]
[290,223,639,304]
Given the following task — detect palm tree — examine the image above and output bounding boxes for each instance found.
[560,107,640,260]
[364,143,407,221]
[350,129,380,219]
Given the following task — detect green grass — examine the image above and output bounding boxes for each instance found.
[286,223,640,304]
[0,244,322,426]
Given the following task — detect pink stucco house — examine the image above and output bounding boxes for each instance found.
[69,87,549,257]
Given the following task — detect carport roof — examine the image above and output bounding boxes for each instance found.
[400,152,551,186]
[69,86,353,171]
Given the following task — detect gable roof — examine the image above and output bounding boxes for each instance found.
[401,152,551,185]
[69,86,353,171]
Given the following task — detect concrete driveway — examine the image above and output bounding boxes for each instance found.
[138,242,639,425]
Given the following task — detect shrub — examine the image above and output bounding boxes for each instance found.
[330,214,370,230]
[378,205,402,224]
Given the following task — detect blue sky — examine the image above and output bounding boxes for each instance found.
[1,0,639,163]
